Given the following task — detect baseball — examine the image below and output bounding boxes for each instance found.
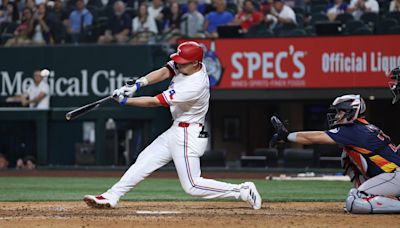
[40,69,50,77]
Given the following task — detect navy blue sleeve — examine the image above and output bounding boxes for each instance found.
[325,125,360,146]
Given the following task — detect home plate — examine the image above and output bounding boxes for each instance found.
[136,210,181,215]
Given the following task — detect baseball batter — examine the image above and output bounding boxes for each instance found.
[84,41,262,210]
[270,94,400,214]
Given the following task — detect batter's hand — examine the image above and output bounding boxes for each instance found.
[269,116,289,147]
[119,79,139,97]
[112,89,127,105]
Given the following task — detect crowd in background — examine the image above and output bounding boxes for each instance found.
[0,0,399,45]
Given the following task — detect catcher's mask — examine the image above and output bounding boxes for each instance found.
[327,94,366,129]
[389,67,400,104]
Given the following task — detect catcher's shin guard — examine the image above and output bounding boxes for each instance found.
[345,188,400,214]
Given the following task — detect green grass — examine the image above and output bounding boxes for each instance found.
[0,177,351,202]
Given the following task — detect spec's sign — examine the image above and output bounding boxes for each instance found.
[197,35,400,89]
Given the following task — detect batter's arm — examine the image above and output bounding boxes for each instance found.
[137,67,171,87]
[124,96,162,107]
[289,131,336,145]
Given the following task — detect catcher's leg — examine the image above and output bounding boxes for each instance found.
[85,130,172,208]
[345,170,400,213]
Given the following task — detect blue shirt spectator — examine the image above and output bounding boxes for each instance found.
[204,0,234,36]
[67,0,93,43]
[325,0,348,21]
[69,9,93,33]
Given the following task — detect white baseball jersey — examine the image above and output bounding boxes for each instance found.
[26,80,50,109]
[156,61,210,124]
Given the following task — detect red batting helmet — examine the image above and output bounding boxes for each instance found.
[170,41,203,64]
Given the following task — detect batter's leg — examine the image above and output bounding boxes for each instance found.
[84,130,173,208]
[172,126,262,209]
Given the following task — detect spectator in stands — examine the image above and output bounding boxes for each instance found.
[6,69,50,109]
[0,153,9,170]
[66,0,93,43]
[204,0,234,38]
[0,0,19,24]
[29,3,53,45]
[161,1,182,34]
[389,0,400,12]
[180,0,204,37]
[5,7,34,46]
[48,0,69,43]
[130,2,158,44]
[98,1,131,43]
[347,0,379,20]
[325,0,348,21]
[265,0,296,30]
[234,0,263,33]
[148,0,164,33]
[25,0,37,11]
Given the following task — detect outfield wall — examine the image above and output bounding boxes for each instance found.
[0,38,398,167]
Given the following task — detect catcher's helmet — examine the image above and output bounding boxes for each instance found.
[389,67,400,104]
[170,41,203,64]
[327,94,366,129]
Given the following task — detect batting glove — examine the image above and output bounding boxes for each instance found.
[112,89,128,105]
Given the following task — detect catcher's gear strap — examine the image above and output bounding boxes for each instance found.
[342,149,369,187]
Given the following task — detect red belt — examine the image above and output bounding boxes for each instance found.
[178,122,203,128]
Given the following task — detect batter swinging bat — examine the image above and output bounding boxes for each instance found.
[65,96,112,121]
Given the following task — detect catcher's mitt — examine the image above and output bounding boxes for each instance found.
[269,116,289,147]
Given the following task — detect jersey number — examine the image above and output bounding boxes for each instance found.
[377,131,398,153]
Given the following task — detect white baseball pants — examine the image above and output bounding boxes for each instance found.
[102,122,241,202]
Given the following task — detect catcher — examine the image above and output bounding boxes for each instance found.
[270,93,400,214]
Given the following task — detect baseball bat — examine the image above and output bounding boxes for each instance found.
[65,96,112,121]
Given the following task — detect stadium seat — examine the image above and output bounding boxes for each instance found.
[240,155,267,167]
[311,4,326,14]
[360,12,379,29]
[351,25,373,35]
[254,148,278,167]
[343,20,364,34]
[245,23,274,38]
[226,2,238,15]
[335,13,354,25]
[376,18,398,34]
[296,14,305,28]
[306,144,341,168]
[386,12,400,23]
[0,22,18,45]
[310,13,329,25]
[293,7,306,16]
[201,150,226,167]
[283,148,315,168]
[125,7,136,19]
[388,25,400,34]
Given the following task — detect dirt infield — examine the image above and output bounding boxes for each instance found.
[0,201,398,228]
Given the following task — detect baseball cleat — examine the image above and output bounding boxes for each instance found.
[240,182,262,210]
[83,195,117,209]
